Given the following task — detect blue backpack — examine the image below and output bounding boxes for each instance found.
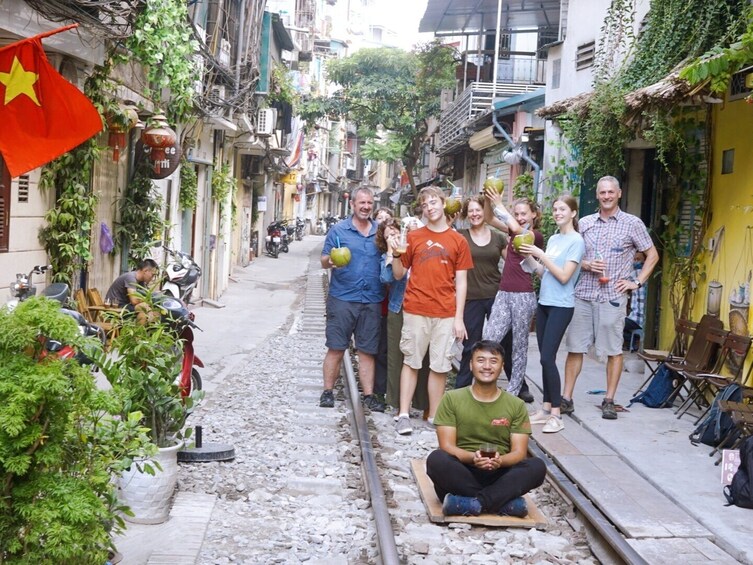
[724,435,753,508]
[629,363,678,408]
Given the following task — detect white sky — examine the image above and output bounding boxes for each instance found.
[383,0,434,50]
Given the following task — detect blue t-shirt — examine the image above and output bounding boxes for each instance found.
[539,231,585,308]
[322,216,384,304]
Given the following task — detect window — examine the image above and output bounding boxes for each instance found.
[0,156,9,252]
[722,149,734,174]
[729,66,753,101]
[551,58,561,89]
[576,41,595,70]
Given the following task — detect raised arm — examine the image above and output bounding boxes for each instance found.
[483,188,522,235]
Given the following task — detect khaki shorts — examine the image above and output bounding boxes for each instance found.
[565,297,627,357]
[400,313,455,373]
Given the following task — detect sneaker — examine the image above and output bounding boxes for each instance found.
[518,389,534,403]
[528,410,551,424]
[560,397,574,415]
[498,496,528,518]
[363,394,385,413]
[442,494,482,516]
[542,415,564,433]
[396,415,412,435]
[601,399,618,420]
[319,389,335,408]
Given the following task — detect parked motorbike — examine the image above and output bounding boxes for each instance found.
[153,292,203,396]
[7,265,106,363]
[159,245,201,305]
[295,217,305,241]
[324,214,340,234]
[265,222,283,258]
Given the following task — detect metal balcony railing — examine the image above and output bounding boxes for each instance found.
[438,58,545,155]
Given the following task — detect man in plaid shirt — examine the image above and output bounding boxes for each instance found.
[561,176,659,419]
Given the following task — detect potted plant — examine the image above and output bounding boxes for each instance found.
[0,297,154,562]
[94,304,200,525]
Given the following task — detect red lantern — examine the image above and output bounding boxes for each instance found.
[141,114,177,174]
[106,105,139,161]
[343,192,350,199]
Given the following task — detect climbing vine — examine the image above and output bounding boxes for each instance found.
[211,161,236,232]
[116,163,167,267]
[179,159,198,211]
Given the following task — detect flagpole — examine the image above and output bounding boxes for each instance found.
[33,23,79,41]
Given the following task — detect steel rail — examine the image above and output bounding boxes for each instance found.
[528,440,648,565]
[341,351,401,565]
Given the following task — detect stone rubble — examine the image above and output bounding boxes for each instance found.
[177,275,597,564]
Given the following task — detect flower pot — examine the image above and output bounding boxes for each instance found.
[118,441,183,524]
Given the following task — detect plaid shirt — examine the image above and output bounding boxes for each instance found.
[575,209,654,303]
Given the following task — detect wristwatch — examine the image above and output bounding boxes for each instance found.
[633,277,642,288]
[392,252,402,258]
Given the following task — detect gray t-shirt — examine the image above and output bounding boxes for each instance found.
[105,271,139,307]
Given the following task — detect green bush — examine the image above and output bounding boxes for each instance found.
[0,298,154,563]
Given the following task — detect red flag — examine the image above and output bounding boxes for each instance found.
[0,32,103,178]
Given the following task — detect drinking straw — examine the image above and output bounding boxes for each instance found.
[336,236,341,248]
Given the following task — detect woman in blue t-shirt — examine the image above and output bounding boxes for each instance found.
[518,194,585,434]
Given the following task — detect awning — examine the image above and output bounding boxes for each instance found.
[419,0,561,34]
[493,89,546,116]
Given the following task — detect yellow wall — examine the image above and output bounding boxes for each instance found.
[660,97,753,383]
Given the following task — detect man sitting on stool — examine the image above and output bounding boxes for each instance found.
[426,340,546,517]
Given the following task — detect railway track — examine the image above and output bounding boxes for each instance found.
[300,258,646,564]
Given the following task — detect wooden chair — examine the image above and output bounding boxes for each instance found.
[73,288,93,323]
[713,391,753,464]
[634,317,699,395]
[85,288,121,341]
[660,316,726,408]
[677,333,753,422]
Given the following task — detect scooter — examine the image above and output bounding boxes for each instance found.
[159,245,201,305]
[295,217,305,241]
[7,265,106,363]
[153,293,203,396]
[265,222,283,258]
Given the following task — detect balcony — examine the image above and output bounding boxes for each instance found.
[438,58,545,156]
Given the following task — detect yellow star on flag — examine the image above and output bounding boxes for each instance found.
[0,56,41,106]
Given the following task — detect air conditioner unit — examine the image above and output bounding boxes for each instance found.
[257,108,276,136]
[219,38,231,67]
[208,86,226,117]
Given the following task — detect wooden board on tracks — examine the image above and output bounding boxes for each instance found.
[410,459,547,528]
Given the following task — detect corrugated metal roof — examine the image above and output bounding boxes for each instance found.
[419,0,561,34]
[493,88,546,115]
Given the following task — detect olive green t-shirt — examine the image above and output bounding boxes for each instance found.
[433,387,531,454]
[458,228,507,300]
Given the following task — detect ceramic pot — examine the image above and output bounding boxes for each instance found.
[118,441,183,524]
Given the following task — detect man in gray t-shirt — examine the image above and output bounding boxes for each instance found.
[105,259,159,321]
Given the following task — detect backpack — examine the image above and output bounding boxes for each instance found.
[724,435,753,508]
[689,384,742,447]
[629,363,678,408]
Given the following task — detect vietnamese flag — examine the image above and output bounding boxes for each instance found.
[0,27,103,178]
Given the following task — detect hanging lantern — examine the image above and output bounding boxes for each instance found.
[106,105,139,161]
[141,113,177,174]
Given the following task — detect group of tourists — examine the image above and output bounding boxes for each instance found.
[318,175,658,517]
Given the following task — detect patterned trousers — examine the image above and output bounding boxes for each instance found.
[482,290,537,396]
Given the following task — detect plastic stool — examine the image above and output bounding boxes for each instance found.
[628,328,643,352]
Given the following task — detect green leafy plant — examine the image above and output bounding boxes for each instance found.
[268,63,299,108]
[117,163,167,267]
[0,298,155,562]
[212,161,236,231]
[179,159,198,211]
[93,298,200,450]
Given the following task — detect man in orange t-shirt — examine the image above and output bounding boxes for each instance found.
[390,186,474,435]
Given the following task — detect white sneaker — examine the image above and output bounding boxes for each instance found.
[542,415,564,433]
[396,415,412,435]
[528,410,551,424]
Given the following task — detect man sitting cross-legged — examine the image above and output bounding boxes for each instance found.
[426,340,546,517]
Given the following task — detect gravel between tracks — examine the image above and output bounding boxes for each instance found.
[178,274,597,564]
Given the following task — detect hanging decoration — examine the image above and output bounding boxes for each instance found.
[106,104,139,161]
[141,113,177,174]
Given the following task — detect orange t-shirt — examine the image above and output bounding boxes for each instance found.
[400,226,474,318]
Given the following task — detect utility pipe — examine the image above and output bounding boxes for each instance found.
[491,0,503,100]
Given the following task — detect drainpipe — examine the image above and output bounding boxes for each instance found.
[492,112,541,200]
[233,0,246,122]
